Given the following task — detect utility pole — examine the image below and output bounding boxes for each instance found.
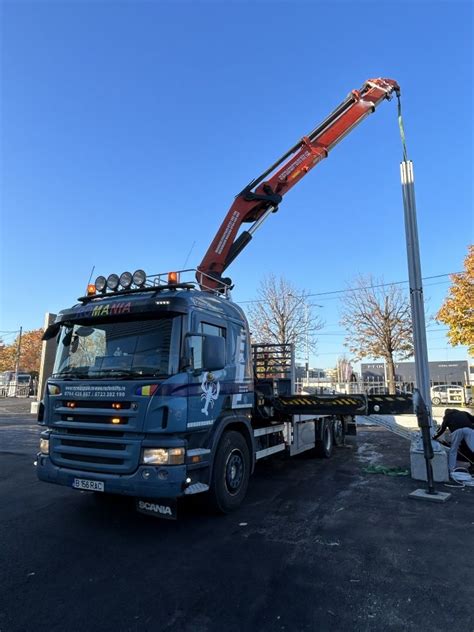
[14,326,23,398]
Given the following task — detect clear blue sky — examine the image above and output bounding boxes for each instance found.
[1,0,472,369]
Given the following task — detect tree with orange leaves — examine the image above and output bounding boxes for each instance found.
[436,245,474,356]
[0,329,44,374]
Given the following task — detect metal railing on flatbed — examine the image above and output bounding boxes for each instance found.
[252,343,294,380]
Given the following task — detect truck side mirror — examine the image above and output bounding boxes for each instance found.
[186,334,226,374]
[202,335,226,372]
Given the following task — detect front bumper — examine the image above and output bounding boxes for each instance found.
[36,454,187,499]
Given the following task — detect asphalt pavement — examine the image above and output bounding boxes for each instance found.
[1,398,473,632]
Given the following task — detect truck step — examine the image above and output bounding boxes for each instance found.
[253,424,285,437]
[255,443,286,460]
[184,482,210,495]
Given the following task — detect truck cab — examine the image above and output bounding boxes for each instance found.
[37,271,255,516]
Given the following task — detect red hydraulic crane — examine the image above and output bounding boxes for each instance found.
[196,78,400,291]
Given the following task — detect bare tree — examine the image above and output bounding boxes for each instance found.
[245,275,323,359]
[340,275,413,394]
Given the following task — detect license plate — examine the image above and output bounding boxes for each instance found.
[72,478,104,492]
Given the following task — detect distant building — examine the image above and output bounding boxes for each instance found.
[324,367,338,381]
[295,365,326,380]
[361,360,470,388]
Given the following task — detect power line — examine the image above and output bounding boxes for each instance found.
[236,272,462,305]
[0,333,20,344]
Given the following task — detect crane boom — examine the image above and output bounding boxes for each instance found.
[196,78,400,291]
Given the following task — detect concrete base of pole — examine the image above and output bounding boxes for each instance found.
[409,489,451,502]
[410,443,450,482]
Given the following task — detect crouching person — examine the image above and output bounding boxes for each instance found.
[448,427,474,474]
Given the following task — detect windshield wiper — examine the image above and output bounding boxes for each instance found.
[53,369,167,380]
[89,369,166,379]
[52,371,90,379]
[89,370,134,379]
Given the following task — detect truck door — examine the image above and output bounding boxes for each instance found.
[187,317,227,431]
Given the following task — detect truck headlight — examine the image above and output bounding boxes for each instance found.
[141,447,185,465]
[39,437,49,455]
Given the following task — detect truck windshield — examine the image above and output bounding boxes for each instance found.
[53,318,176,379]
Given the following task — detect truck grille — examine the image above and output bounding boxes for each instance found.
[60,400,132,410]
[61,428,125,438]
[60,439,127,451]
[50,432,140,473]
[60,414,130,425]
[50,400,141,473]
[60,453,124,466]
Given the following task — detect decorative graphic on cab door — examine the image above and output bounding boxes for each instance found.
[201,372,220,415]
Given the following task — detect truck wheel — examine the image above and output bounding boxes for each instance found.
[432,397,441,406]
[209,431,250,513]
[314,419,334,458]
[333,418,344,446]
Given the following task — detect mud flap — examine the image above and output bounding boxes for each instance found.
[136,498,177,520]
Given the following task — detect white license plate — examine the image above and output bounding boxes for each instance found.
[72,478,104,492]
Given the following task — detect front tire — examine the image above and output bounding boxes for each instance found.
[209,431,250,513]
[432,397,441,406]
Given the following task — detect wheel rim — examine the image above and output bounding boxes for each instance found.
[225,449,244,495]
[432,398,441,405]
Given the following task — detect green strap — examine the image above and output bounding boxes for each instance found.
[363,464,410,476]
[397,93,409,162]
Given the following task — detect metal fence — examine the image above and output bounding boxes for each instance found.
[0,384,35,398]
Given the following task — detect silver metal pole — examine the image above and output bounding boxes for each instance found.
[400,161,433,427]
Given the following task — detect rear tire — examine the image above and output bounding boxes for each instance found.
[314,419,334,458]
[333,418,345,447]
[209,431,250,513]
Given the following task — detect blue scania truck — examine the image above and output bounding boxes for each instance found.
[37,79,410,518]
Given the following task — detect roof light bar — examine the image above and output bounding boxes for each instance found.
[95,276,107,293]
[120,271,132,289]
[106,274,120,291]
[133,269,146,287]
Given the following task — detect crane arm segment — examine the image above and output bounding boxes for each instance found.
[197,78,400,291]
